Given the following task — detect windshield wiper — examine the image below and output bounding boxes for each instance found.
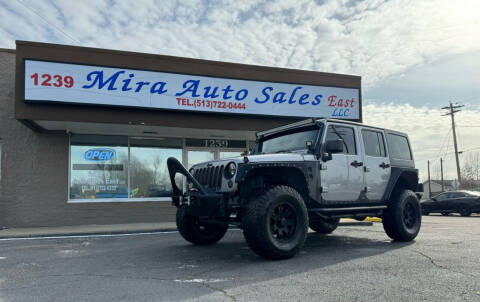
[274,149,295,154]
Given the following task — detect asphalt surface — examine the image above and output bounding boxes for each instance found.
[0,215,479,302]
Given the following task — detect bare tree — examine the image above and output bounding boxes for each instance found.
[460,151,480,190]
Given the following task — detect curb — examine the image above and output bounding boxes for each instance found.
[0,226,178,240]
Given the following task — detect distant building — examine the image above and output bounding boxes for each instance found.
[422,180,456,199]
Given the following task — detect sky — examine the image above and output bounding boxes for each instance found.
[1,0,479,182]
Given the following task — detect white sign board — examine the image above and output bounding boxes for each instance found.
[24,60,360,119]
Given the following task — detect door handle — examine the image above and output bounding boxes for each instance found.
[350,160,363,167]
[379,162,390,169]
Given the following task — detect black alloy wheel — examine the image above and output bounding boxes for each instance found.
[403,202,416,228]
[459,206,471,217]
[270,203,297,241]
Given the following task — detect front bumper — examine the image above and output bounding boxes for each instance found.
[167,157,225,216]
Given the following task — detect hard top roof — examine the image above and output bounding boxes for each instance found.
[257,118,407,138]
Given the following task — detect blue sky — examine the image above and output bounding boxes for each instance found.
[1,0,479,181]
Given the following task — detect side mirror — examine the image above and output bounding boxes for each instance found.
[325,139,344,154]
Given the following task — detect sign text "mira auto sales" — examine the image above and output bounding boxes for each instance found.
[24,60,360,119]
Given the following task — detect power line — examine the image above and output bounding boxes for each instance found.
[436,129,451,159]
[16,0,80,44]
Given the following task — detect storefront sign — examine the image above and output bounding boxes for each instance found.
[83,148,116,161]
[24,60,360,119]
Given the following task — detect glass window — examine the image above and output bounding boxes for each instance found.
[256,126,320,154]
[388,134,412,160]
[450,192,466,198]
[362,130,386,157]
[325,125,356,155]
[70,135,182,201]
[434,193,448,201]
[129,138,182,198]
[70,135,128,200]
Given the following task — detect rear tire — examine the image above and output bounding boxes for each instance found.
[458,206,471,217]
[309,216,340,234]
[242,186,308,260]
[176,207,228,245]
[382,190,422,241]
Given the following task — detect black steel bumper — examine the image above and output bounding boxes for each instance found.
[167,157,224,215]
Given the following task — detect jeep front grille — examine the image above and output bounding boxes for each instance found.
[193,165,224,189]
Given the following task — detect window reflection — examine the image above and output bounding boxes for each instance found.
[129,145,182,198]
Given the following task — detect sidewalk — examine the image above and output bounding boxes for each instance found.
[0,219,375,239]
[0,222,177,239]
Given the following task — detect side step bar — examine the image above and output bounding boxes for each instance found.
[310,205,387,213]
[309,205,387,219]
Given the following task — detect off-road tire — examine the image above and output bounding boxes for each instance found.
[176,207,228,245]
[242,186,308,260]
[309,216,340,234]
[383,189,422,241]
[458,206,471,217]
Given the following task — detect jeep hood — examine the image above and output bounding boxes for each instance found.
[191,153,312,170]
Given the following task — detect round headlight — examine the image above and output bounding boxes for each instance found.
[226,162,236,178]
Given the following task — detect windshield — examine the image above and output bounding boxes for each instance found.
[254,125,321,154]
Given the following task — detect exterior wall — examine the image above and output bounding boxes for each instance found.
[1,50,176,227]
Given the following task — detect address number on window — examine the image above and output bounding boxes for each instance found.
[205,139,228,148]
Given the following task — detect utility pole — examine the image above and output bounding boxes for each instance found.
[428,160,432,199]
[440,158,444,192]
[441,102,464,184]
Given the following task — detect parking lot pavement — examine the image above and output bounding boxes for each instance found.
[0,215,479,302]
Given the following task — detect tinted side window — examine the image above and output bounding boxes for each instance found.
[388,134,412,160]
[362,130,386,157]
[326,125,356,155]
[435,193,447,201]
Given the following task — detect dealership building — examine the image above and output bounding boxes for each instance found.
[0,41,361,228]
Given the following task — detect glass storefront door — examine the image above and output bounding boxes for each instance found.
[186,149,243,169]
[219,151,243,159]
[187,150,215,169]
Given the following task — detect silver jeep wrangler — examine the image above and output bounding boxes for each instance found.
[167,118,422,260]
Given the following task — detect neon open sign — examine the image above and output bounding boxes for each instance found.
[83,148,116,161]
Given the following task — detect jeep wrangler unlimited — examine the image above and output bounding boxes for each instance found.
[167,118,422,260]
